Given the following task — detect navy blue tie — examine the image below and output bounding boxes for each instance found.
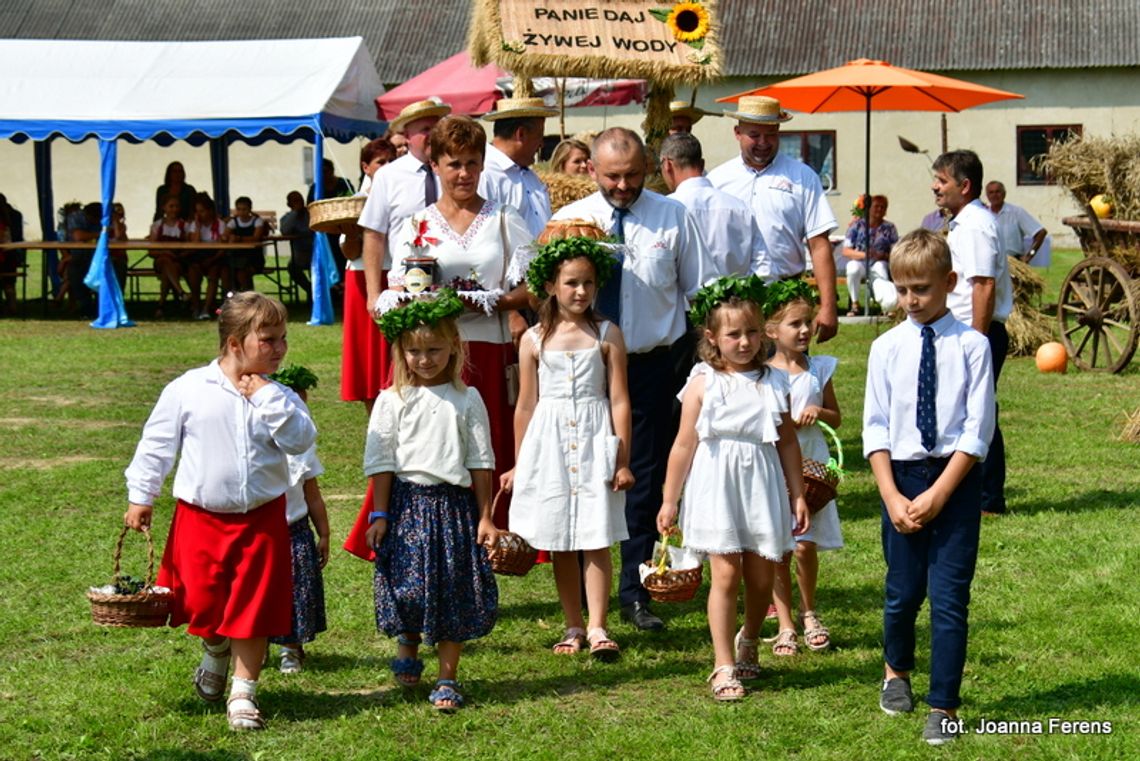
[595,207,627,323]
[422,164,437,207]
[917,325,938,451]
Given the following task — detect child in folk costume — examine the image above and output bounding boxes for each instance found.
[657,275,810,702]
[502,235,635,660]
[123,292,316,731]
[267,368,330,674]
[763,281,844,659]
[365,290,499,712]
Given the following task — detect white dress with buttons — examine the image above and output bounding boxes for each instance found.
[779,356,844,550]
[509,323,628,552]
[679,363,797,561]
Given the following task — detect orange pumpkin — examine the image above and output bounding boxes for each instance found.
[1035,341,1068,373]
[537,218,608,245]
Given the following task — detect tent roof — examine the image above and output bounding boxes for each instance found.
[0,37,387,143]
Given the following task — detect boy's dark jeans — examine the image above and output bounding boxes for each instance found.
[881,458,982,710]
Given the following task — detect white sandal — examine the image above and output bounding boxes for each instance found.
[734,628,761,680]
[707,664,745,702]
[800,610,832,651]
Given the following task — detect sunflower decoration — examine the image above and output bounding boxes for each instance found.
[650,2,711,49]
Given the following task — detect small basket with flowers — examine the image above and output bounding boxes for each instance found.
[86,525,172,628]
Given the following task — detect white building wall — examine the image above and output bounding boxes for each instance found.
[3,67,1136,247]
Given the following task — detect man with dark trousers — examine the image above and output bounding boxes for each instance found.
[554,128,711,630]
[931,150,1009,515]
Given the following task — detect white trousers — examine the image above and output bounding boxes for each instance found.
[845,259,898,311]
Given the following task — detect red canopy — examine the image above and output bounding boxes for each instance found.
[376,52,645,121]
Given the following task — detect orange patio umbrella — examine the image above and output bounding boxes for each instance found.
[719,59,1023,306]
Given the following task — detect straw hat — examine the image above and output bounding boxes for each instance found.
[390,97,452,133]
[724,96,793,124]
[669,100,711,124]
[482,97,559,121]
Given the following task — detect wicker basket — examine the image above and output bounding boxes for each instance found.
[307,196,366,233]
[485,489,538,576]
[799,421,845,514]
[641,532,702,603]
[86,525,172,628]
[802,459,840,514]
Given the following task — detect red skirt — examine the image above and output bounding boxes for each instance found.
[157,496,292,639]
[343,340,518,560]
[340,269,391,402]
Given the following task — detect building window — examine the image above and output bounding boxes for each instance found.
[1017,125,1082,185]
[779,131,836,190]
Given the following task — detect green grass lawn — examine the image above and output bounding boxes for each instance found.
[0,312,1136,760]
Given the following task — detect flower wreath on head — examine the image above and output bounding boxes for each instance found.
[763,279,818,317]
[520,236,620,300]
[376,288,465,342]
[688,274,768,326]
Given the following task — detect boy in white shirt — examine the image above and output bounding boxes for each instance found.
[862,229,995,745]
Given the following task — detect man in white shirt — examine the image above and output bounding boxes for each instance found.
[708,96,839,341]
[660,131,766,279]
[358,98,452,316]
[554,127,711,631]
[985,181,1047,264]
[932,150,1009,516]
[479,97,558,238]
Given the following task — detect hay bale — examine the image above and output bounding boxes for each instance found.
[1009,256,1044,303]
[1006,304,1055,357]
[1036,134,1140,220]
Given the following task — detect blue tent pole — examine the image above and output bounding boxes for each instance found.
[32,140,61,298]
[308,130,336,326]
[209,137,231,217]
[84,140,134,329]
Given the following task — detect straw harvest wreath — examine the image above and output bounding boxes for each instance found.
[522,235,620,300]
[376,288,466,341]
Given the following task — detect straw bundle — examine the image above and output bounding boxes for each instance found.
[1120,407,1140,444]
[537,171,598,214]
[1006,256,1054,356]
[1036,134,1140,221]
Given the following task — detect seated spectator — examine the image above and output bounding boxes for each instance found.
[225,196,268,292]
[0,193,25,316]
[154,161,197,221]
[549,138,591,175]
[66,202,103,318]
[148,195,190,316]
[186,194,227,320]
[280,191,314,304]
[843,194,899,315]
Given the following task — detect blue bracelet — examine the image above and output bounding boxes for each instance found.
[368,511,390,524]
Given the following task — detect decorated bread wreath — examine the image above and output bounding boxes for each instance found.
[688,274,768,326]
[763,278,818,316]
[376,288,466,341]
[522,236,620,300]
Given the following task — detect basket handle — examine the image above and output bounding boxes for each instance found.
[487,488,508,548]
[113,524,157,588]
[817,421,845,475]
[654,531,675,575]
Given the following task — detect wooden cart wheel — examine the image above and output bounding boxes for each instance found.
[1057,257,1139,373]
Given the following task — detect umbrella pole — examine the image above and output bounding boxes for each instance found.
[864,93,871,317]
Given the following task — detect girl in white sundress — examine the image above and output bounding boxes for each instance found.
[503,235,634,661]
[657,275,809,702]
[764,282,844,660]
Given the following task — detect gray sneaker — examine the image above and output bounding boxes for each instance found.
[879,677,914,715]
[923,711,959,745]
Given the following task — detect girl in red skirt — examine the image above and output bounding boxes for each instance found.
[123,292,316,731]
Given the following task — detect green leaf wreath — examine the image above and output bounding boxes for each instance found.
[688,274,768,326]
[377,288,466,341]
[526,237,619,299]
[763,279,818,316]
[269,364,319,392]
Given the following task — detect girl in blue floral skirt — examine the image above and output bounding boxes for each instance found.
[364,290,499,712]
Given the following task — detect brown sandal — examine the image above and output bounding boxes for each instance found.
[552,627,587,655]
[226,693,266,731]
[193,640,231,702]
